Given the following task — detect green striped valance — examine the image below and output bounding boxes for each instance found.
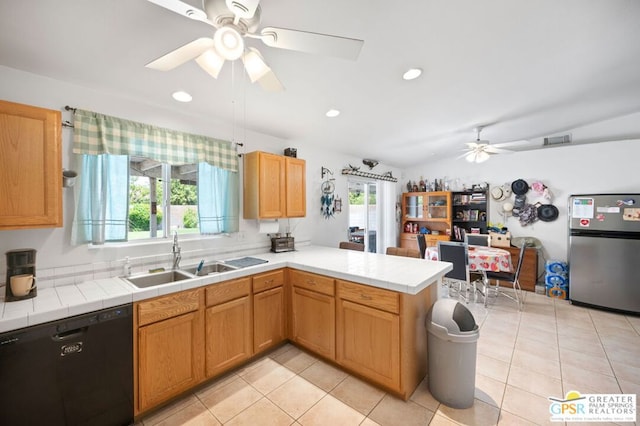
[73,109,238,172]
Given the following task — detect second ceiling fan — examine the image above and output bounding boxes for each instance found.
[145,0,365,91]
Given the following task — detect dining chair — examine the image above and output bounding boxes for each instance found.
[339,241,364,251]
[484,242,526,310]
[465,233,491,247]
[416,234,427,259]
[437,241,475,303]
[386,247,421,258]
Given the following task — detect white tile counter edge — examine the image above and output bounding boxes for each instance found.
[0,245,452,333]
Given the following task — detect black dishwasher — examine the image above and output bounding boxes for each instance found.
[0,304,133,426]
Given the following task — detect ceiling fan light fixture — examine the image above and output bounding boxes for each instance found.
[326,109,340,118]
[476,150,490,163]
[242,48,270,82]
[195,49,225,78]
[213,26,244,60]
[402,68,422,80]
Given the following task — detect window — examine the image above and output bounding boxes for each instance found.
[128,158,199,240]
[70,108,240,245]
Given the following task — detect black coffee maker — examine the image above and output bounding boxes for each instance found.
[5,249,37,302]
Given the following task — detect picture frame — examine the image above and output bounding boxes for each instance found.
[334,197,342,213]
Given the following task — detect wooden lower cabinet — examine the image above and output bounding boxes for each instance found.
[205,278,252,378]
[136,289,205,414]
[253,269,286,354]
[254,286,285,353]
[290,270,335,359]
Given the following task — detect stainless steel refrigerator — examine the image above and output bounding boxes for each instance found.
[568,193,640,314]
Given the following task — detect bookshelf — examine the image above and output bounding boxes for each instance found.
[451,190,488,242]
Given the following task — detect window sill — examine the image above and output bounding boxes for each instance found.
[87,233,231,250]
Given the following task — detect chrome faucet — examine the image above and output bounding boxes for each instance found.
[172,231,181,270]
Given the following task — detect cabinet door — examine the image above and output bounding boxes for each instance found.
[138,311,204,412]
[291,286,335,359]
[336,299,400,391]
[254,286,285,353]
[0,100,62,229]
[205,296,252,378]
[285,157,306,217]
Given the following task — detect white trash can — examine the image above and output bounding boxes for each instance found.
[426,298,479,409]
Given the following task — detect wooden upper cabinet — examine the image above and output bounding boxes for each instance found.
[285,157,306,217]
[243,151,306,219]
[0,100,62,229]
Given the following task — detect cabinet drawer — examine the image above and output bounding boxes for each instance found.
[206,277,251,306]
[138,288,201,326]
[337,280,399,314]
[290,270,334,296]
[252,269,285,293]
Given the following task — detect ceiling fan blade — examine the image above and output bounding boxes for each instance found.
[226,0,260,20]
[484,146,513,154]
[146,0,211,24]
[260,27,364,60]
[493,139,530,148]
[146,37,214,71]
[195,48,225,78]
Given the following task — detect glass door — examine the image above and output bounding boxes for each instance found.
[348,180,377,253]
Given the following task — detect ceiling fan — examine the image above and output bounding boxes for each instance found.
[458,127,529,163]
[145,0,365,91]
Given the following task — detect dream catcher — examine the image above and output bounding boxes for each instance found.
[320,167,336,219]
[321,179,336,218]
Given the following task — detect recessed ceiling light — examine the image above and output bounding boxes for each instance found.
[326,109,340,118]
[172,91,192,102]
[402,68,422,80]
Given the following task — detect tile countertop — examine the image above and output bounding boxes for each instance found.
[0,245,452,333]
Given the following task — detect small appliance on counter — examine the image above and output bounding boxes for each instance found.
[5,248,37,302]
[270,233,295,253]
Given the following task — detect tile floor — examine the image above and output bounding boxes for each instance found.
[138,289,640,426]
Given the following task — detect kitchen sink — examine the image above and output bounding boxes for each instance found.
[125,269,194,288]
[182,262,238,276]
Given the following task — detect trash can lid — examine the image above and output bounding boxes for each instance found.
[428,299,478,333]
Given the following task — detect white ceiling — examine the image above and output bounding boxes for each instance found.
[1,0,640,168]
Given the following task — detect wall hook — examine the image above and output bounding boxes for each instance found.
[321,167,333,179]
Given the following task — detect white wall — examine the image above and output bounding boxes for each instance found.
[0,67,401,274]
[403,140,640,262]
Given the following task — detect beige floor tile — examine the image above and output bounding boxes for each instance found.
[152,400,220,426]
[497,409,538,425]
[198,377,262,423]
[590,311,634,330]
[607,347,640,372]
[557,323,599,339]
[368,394,435,426]
[511,349,561,379]
[298,359,348,392]
[268,376,326,419]
[477,339,514,363]
[517,318,557,336]
[562,364,622,394]
[506,364,562,398]
[240,357,296,394]
[559,346,614,377]
[361,418,382,426]
[268,343,296,359]
[594,324,639,339]
[514,337,560,362]
[142,394,200,426]
[627,315,640,333]
[501,385,555,425]
[410,376,441,412]
[428,413,459,425]
[272,345,318,374]
[476,353,510,382]
[298,394,365,426]
[225,398,293,426]
[330,375,385,415]
[475,373,506,408]
[618,378,640,396]
[600,334,640,354]
[436,398,500,426]
[558,334,606,358]
[610,361,640,385]
[194,372,238,400]
[516,324,558,347]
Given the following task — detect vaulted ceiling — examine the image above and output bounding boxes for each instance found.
[1,0,639,167]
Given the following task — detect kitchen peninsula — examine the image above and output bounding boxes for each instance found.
[0,245,452,416]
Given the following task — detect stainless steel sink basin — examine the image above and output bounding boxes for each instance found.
[182,262,238,276]
[125,270,194,288]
